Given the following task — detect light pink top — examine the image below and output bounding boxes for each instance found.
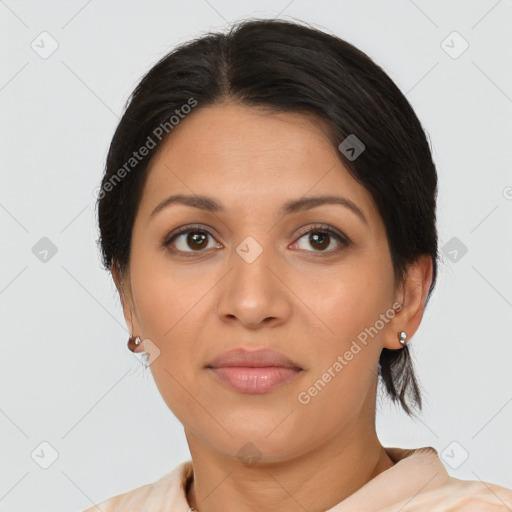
[81,446,511,511]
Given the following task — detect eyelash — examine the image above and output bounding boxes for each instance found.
[162,223,351,257]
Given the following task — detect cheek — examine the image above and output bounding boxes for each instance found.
[129,253,225,403]
[295,271,388,431]
[304,261,393,343]
[130,250,211,340]
[130,260,209,420]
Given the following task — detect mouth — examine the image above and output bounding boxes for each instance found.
[205,347,304,394]
[206,366,303,394]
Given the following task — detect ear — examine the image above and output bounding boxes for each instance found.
[111,260,141,341]
[382,254,434,350]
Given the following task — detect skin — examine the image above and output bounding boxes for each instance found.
[112,103,433,512]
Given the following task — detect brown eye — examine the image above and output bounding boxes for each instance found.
[184,231,209,250]
[308,232,330,251]
[292,225,350,254]
[164,225,221,254]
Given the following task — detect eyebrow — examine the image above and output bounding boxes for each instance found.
[150,193,368,225]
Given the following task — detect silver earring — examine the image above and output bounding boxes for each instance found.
[134,336,142,345]
[398,331,407,346]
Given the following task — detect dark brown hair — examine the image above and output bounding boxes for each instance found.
[97,18,439,418]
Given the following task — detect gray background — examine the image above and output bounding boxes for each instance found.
[1,0,511,510]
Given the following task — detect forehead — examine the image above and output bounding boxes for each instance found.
[151,103,337,163]
[138,104,379,227]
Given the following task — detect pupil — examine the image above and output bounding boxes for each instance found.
[311,233,328,250]
[188,232,207,250]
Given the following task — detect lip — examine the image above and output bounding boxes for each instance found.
[205,348,303,394]
[208,366,302,393]
[206,347,302,369]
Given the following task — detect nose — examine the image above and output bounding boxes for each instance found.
[215,239,293,330]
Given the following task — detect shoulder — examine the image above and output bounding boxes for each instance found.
[398,476,512,511]
[81,461,193,512]
[378,460,512,512]
[81,483,153,512]
[436,475,512,501]
[380,446,512,510]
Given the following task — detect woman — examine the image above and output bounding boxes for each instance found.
[85,18,512,512]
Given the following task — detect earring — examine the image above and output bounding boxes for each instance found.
[398,331,407,346]
[127,335,142,352]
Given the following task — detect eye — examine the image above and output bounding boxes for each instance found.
[291,224,350,254]
[162,223,350,257]
[163,224,221,255]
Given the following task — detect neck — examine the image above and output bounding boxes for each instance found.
[185,429,395,512]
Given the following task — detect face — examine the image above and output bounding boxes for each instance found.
[116,103,405,463]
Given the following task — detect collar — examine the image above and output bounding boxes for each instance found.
[177,446,450,512]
